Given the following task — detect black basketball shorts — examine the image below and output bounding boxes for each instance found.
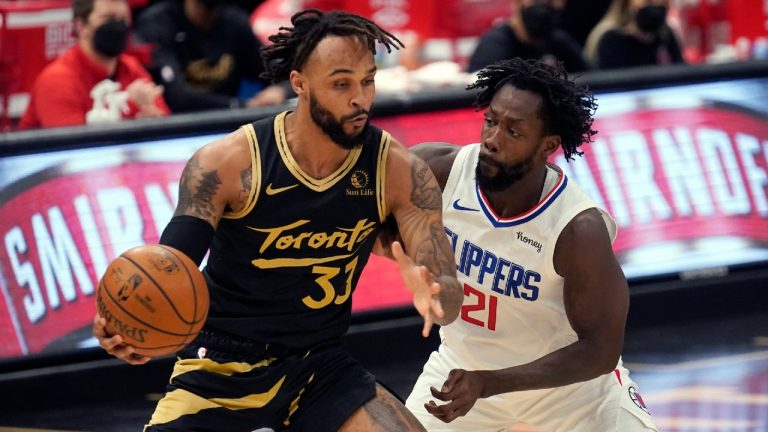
[143,330,377,432]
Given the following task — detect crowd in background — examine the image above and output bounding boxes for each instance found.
[3,0,766,130]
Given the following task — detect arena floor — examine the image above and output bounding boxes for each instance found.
[1,290,767,432]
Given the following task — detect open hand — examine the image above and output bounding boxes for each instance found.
[92,314,150,365]
[391,240,444,337]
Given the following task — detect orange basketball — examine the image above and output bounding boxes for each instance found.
[96,244,209,356]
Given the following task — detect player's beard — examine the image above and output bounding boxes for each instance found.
[476,153,534,192]
[309,94,370,150]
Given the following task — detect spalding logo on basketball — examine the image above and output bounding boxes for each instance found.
[96,244,209,357]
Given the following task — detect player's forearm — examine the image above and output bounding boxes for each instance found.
[479,339,621,397]
[433,274,462,325]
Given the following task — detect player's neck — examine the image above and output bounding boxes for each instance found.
[284,111,352,180]
[482,166,548,218]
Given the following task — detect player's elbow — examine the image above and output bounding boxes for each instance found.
[595,353,621,376]
[592,342,623,376]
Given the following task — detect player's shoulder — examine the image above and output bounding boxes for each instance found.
[194,127,251,168]
[559,207,612,249]
[411,142,461,189]
[411,142,460,160]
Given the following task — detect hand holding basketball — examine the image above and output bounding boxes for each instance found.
[95,244,209,358]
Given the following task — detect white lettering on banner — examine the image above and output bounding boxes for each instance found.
[567,156,609,210]
[699,128,751,215]
[764,140,768,181]
[2,182,179,327]
[591,138,631,226]
[656,128,715,217]
[613,131,673,224]
[736,133,768,215]
[97,187,144,256]
[559,127,768,227]
[32,208,93,312]
[5,227,45,324]
[74,195,109,280]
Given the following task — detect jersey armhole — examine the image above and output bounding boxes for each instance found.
[376,131,391,223]
[222,123,261,219]
[442,144,476,209]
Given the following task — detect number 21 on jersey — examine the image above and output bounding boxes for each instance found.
[461,284,497,331]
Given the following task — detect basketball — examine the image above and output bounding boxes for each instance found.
[96,244,209,357]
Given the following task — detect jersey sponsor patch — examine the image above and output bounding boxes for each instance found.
[346,169,374,197]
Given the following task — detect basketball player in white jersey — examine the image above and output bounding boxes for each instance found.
[378,58,657,431]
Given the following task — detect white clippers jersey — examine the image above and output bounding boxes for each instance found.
[439,144,617,370]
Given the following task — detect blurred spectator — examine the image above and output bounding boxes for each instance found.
[560,0,612,47]
[250,0,513,72]
[19,0,170,130]
[294,0,429,70]
[466,0,589,73]
[584,0,685,69]
[135,0,287,112]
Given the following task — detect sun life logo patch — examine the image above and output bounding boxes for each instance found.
[350,169,369,189]
[347,169,374,196]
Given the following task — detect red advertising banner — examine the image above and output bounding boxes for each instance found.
[0,160,182,356]
[1,79,767,360]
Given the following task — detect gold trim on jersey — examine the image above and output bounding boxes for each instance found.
[148,376,285,425]
[283,373,315,427]
[170,357,277,380]
[275,111,362,192]
[222,123,261,219]
[376,131,390,223]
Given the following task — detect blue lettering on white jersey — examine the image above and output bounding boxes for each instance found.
[446,227,539,302]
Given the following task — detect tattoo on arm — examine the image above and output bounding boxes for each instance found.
[358,386,425,431]
[236,166,252,210]
[175,155,222,225]
[412,221,457,278]
[410,156,441,210]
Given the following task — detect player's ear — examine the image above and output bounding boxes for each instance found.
[290,70,306,96]
[541,135,560,159]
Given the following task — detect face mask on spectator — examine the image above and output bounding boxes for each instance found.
[521,4,559,39]
[635,5,667,33]
[93,18,129,57]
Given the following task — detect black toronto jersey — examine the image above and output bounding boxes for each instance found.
[203,111,390,348]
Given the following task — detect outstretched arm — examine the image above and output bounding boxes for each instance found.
[425,209,628,422]
[385,140,462,337]
[92,130,251,363]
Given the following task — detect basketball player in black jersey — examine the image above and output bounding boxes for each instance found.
[92,9,462,432]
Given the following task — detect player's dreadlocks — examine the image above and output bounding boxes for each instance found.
[261,9,404,83]
[468,58,597,161]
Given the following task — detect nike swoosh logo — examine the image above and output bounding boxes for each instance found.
[452,199,479,212]
[265,183,298,195]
